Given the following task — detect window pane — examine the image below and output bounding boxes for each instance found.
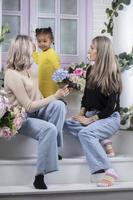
[38,0,55,14]
[2,0,20,11]
[2,16,20,52]
[38,18,55,35]
[60,0,77,15]
[60,19,77,54]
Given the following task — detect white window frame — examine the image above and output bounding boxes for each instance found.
[1,0,93,67]
[30,0,87,65]
[2,0,29,66]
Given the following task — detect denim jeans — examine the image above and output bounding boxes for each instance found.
[19,100,66,175]
[64,111,120,174]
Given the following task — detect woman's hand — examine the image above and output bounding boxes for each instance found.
[71,107,85,119]
[72,114,99,125]
[72,115,93,125]
[78,107,86,116]
[54,85,69,99]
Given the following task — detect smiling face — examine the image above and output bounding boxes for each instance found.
[87,41,97,61]
[36,33,52,51]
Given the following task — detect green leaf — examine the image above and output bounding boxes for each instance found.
[122,0,131,5]
[0,38,4,43]
[123,108,129,113]
[104,22,108,26]
[101,29,106,33]
[114,11,119,17]
[106,8,110,13]
[119,52,127,58]
[118,4,124,10]
[118,0,124,3]
[109,9,113,16]
[112,2,117,9]
[0,24,10,44]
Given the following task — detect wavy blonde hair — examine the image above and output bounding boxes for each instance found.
[87,36,122,95]
[6,35,33,71]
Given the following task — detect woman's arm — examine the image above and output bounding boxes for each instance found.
[5,70,69,113]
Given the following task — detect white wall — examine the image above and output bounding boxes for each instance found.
[92,0,112,38]
[113,0,133,54]
[86,0,112,56]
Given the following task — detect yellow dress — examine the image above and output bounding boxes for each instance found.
[33,48,60,97]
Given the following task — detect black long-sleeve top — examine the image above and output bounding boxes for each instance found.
[81,67,120,119]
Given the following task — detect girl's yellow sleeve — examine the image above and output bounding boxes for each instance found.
[32,51,39,64]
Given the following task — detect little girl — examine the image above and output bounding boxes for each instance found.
[33,27,60,97]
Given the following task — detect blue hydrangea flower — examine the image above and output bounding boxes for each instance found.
[52,68,69,82]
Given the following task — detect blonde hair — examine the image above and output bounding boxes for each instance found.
[6,35,33,71]
[87,36,122,95]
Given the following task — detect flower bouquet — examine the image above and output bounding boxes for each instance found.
[52,62,87,92]
[0,92,27,139]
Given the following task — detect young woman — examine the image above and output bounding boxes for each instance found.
[4,35,69,189]
[64,36,122,187]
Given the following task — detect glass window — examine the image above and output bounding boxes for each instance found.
[60,19,77,54]
[60,0,77,15]
[2,0,20,11]
[38,0,55,14]
[2,15,20,52]
[38,18,55,34]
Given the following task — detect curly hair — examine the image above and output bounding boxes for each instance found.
[35,27,54,44]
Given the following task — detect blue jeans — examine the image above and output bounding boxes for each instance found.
[19,100,66,175]
[64,111,120,174]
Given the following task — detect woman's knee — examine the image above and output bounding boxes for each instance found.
[47,123,57,137]
[64,119,75,129]
[78,128,95,141]
[40,123,58,140]
[64,119,72,125]
[50,100,66,111]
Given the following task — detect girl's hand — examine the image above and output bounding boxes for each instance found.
[54,85,69,99]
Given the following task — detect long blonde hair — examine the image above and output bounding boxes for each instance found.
[6,35,33,71]
[87,36,122,95]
